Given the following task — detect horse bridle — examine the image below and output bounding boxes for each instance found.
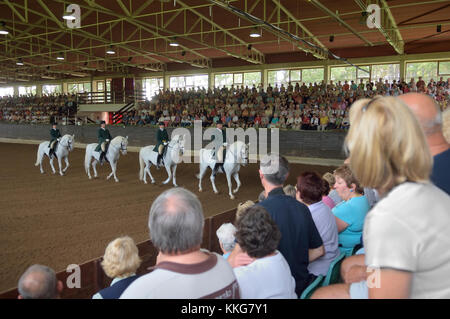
[167,139,184,156]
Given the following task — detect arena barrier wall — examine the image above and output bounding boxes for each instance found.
[0,123,347,159]
[0,207,238,299]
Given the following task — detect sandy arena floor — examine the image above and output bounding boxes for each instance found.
[0,142,335,292]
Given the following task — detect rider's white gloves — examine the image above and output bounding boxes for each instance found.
[106,139,110,142]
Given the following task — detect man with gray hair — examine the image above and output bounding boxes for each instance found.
[399,93,450,194]
[18,265,63,299]
[121,187,240,299]
[257,153,324,296]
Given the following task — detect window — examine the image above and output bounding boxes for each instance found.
[438,61,450,75]
[243,72,261,87]
[42,85,62,95]
[330,66,357,82]
[268,68,324,87]
[371,64,400,82]
[97,81,104,92]
[68,82,91,94]
[144,78,163,100]
[214,71,259,88]
[0,87,14,97]
[18,86,37,96]
[170,75,208,90]
[357,66,370,79]
[406,62,438,83]
[301,68,324,84]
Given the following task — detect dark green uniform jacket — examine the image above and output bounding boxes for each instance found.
[153,129,169,152]
[50,128,62,142]
[95,128,112,152]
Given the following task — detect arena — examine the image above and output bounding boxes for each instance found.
[0,0,449,301]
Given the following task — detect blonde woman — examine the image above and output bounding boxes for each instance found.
[92,236,141,299]
[344,96,450,298]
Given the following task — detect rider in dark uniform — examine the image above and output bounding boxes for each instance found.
[96,120,112,164]
[153,122,169,168]
[212,120,227,176]
[49,122,62,158]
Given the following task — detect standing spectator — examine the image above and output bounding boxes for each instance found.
[121,188,239,299]
[233,205,297,299]
[18,265,63,299]
[93,236,141,299]
[332,165,370,256]
[258,153,324,296]
[216,223,237,260]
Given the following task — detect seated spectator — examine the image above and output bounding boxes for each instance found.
[121,188,239,299]
[236,200,255,222]
[258,153,324,296]
[232,205,297,299]
[283,184,296,198]
[92,236,141,299]
[216,223,237,260]
[314,95,450,299]
[321,179,336,209]
[18,265,63,299]
[257,190,266,202]
[332,165,369,256]
[443,108,450,143]
[322,172,342,206]
[295,172,340,277]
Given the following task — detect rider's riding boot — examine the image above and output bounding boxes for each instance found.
[100,152,105,164]
[156,154,162,169]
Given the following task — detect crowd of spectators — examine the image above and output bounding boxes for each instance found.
[129,77,449,130]
[0,94,77,124]
[10,91,450,300]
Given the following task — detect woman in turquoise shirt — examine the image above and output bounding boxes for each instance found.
[332,165,370,256]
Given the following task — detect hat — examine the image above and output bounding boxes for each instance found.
[216,120,223,125]
[51,122,57,126]
[159,122,165,126]
[100,120,106,125]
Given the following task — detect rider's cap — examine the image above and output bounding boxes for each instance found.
[159,122,165,126]
[100,120,106,125]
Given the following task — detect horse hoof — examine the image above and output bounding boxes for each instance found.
[214,191,219,195]
[198,189,202,192]
[151,180,155,184]
[106,176,111,180]
[89,176,92,180]
[115,180,119,183]
[144,181,148,184]
[230,195,235,200]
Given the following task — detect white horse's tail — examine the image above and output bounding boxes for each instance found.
[139,149,145,181]
[35,145,41,166]
[84,146,91,175]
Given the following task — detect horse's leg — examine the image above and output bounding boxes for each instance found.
[92,160,98,178]
[226,171,235,200]
[162,163,172,185]
[172,165,178,187]
[58,156,64,176]
[210,169,219,194]
[39,150,45,174]
[49,156,56,174]
[232,172,241,194]
[63,156,70,173]
[144,162,155,184]
[197,163,207,192]
[107,161,119,182]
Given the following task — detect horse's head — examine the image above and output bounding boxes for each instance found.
[62,134,75,151]
[240,142,250,165]
[120,136,129,155]
[170,134,186,161]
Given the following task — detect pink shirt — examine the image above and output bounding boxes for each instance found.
[322,195,335,209]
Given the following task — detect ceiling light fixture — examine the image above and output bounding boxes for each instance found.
[106,45,116,55]
[56,55,65,60]
[16,58,24,66]
[169,37,180,47]
[249,27,261,38]
[0,21,9,35]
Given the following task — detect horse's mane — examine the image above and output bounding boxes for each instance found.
[111,136,124,145]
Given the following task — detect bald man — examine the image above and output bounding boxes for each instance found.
[18,265,63,299]
[398,93,450,194]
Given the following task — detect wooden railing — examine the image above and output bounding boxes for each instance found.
[77,90,147,105]
[0,208,237,299]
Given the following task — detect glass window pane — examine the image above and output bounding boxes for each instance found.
[302,68,324,84]
[439,61,450,75]
[97,81,104,92]
[290,70,301,82]
[330,66,356,82]
[243,72,261,87]
[406,62,438,83]
[0,87,14,97]
[234,73,243,84]
[371,64,400,82]
[357,66,370,79]
[215,74,233,88]
[185,76,194,86]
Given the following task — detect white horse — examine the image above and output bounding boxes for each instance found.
[139,134,186,186]
[84,136,128,182]
[35,134,75,176]
[197,140,249,200]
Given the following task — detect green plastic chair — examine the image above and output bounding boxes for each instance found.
[322,252,346,287]
[300,275,324,299]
